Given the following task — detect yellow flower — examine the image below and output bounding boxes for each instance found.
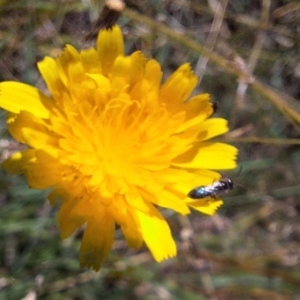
[0,26,237,271]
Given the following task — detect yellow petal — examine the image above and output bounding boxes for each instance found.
[97,25,124,76]
[57,195,91,238]
[125,190,152,213]
[6,111,47,144]
[114,199,143,248]
[186,198,223,215]
[136,203,176,262]
[80,47,102,74]
[55,44,81,87]
[159,63,198,107]
[79,212,115,271]
[145,59,162,90]
[197,118,229,141]
[2,149,36,174]
[26,150,63,189]
[37,56,65,97]
[185,93,211,119]
[0,82,50,118]
[121,221,143,248]
[21,127,58,151]
[111,51,145,84]
[139,187,190,215]
[128,51,146,85]
[67,56,87,86]
[176,115,227,137]
[173,143,238,169]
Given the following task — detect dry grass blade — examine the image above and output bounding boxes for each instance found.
[124,7,300,132]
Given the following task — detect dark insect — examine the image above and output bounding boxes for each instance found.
[212,102,218,114]
[85,0,125,41]
[187,177,233,199]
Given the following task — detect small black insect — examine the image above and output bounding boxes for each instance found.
[84,0,125,41]
[212,102,218,114]
[187,177,233,199]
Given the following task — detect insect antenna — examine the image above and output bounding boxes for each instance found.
[234,181,248,192]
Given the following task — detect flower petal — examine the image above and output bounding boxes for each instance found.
[80,48,102,74]
[186,198,223,215]
[79,212,115,271]
[56,44,81,87]
[2,149,36,174]
[113,197,143,248]
[159,63,198,108]
[6,111,47,144]
[139,187,190,215]
[175,95,213,133]
[145,59,162,90]
[37,57,65,98]
[57,195,90,238]
[111,51,145,85]
[0,82,50,118]
[21,127,58,152]
[26,150,63,189]
[136,203,176,262]
[197,118,229,141]
[173,143,238,169]
[97,25,124,76]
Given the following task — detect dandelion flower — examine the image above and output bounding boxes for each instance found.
[0,26,237,271]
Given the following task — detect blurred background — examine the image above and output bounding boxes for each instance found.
[1,0,300,299]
